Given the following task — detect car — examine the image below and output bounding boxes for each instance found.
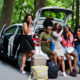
[0,7,74,68]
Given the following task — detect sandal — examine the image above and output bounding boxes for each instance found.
[20,67,26,75]
[21,71,26,75]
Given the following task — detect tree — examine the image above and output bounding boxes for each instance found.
[13,0,34,24]
[72,0,75,27]
[0,0,15,29]
[34,0,47,15]
[76,0,79,26]
[18,0,24,22]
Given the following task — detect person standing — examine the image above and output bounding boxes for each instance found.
[20,14,35,74]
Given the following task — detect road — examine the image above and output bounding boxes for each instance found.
[0,57,30,80]
[0,56,80,80]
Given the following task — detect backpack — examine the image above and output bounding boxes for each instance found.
[48,61,59,79]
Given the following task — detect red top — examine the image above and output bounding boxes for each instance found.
[62,32,74,47]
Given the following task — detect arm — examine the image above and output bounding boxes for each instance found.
[52,29,63,38]
[23,23,29,35]
[78,35,80,40]
[39,37,48,43]
[61,35,67,47]
[69,35,74,43]
[39,32,51,43]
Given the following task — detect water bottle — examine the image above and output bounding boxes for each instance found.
[50,41,55,51]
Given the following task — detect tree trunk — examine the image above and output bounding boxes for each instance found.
[76,0,79,27]
[0,0,15,29]
[34,0,47,16]
[72,0,75,28]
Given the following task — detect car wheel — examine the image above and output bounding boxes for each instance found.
[17,52,22,68]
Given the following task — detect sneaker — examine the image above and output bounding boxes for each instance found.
[70,71,77,77]
[61,72,67,77]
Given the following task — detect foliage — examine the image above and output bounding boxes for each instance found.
[0,0,3,17]
[0,0,80,27]
[13,0,34,24]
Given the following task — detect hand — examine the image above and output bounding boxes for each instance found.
[45,40,52,43]
[74,39,78,41]
[45,40,51,43]
[48,40,52,43]
[78,37,80,40]
[61,26,63,30]
[45,40,49,43]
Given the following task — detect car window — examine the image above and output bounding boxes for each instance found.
[17,26,23,35]
[4,26,17,35]
[41,11,66,20]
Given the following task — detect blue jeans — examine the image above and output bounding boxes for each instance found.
[74,45,80,68]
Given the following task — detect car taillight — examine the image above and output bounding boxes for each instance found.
[35,42,40,46]
[33,38,38,41]
[33,38,41,46]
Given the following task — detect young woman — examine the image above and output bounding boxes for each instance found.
[20,14,35,74]
[62,26,77,76]
[52,23,67,77]
[39,19,57,63]
[74,26,80,73]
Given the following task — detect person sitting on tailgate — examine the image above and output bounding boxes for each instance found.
[62,26,77,77]
[74,26,80,73]
[39,19,57,64]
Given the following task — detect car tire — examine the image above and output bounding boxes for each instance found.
[17,52,23,68]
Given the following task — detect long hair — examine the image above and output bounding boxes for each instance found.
[52,23,58,31]
[63,26,71,40]
[23,14,33,25]
[75,25,80,35]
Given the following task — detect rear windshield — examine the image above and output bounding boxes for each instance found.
[41,11,66,20]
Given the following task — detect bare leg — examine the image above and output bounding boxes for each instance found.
[50,55,54,62]
[57,56,61,68]
[61,56,65,72]
[71,51,77,70]
[65,54,72,72]
[20,52,27,72]
[52,52,57,64]
[27,50,35,59]
[20,50,35,72]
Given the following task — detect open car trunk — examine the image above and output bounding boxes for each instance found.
[33,7,73,32]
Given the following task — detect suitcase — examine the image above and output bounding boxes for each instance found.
[31,66,48,80]
[31,55,46,66]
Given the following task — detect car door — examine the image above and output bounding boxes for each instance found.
[12,25,23,58]
[2,25,19,57]
[0,24,6,53]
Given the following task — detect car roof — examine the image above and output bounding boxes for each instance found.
[38,7,73,14]
[12,23,23,26]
